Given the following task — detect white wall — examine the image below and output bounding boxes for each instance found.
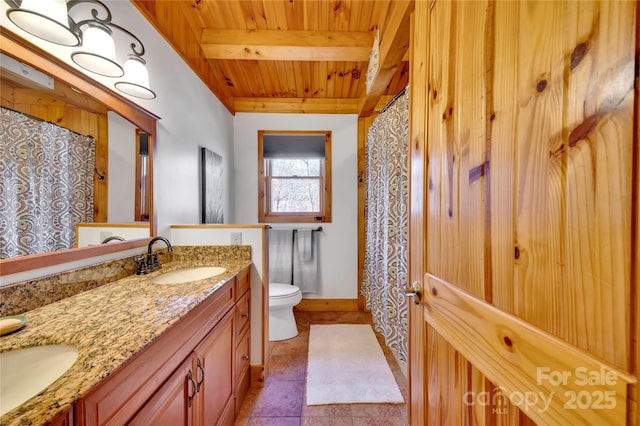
[233,114,358,299]
[107,112,136,222]
[104,2,235,235]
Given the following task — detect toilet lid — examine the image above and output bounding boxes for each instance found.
[270,283,300,299]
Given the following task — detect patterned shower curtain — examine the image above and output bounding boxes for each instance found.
[0,107,95,258]
[362,89,409,366]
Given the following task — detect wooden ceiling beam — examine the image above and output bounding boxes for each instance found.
[201,29,373,62]
[234,97,359,114]
[358,0,414,117]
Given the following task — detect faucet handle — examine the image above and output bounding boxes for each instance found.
[135,256,148,275]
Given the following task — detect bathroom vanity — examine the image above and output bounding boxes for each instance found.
[0,253,252,426]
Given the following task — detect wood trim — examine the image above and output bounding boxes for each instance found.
[170,224,269,229]
[261,227,269,380]
[357,116,375,311]
[0,238,150,276]
[76,223,150,229]
[424,274,635,426]
[294,299,358,312]
[631,6,640,424]
[408,6,428,425]
[250,365,265,388]
[234,97,359,114]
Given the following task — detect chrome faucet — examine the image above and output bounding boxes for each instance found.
[135,237,173,275]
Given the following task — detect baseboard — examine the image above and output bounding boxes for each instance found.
[294,299,359,312]
[250,364,264,387]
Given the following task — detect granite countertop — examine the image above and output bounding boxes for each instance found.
[0,258,252,426]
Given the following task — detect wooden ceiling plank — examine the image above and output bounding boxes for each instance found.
[239,1,267,30]
[325,61,335,99]
[234,97,359,114]
[349,0,371,32]
[358,0,413,116]
[304,1,321,31]
[293,61,306,100]
[332,0,352,31]
[314,61,328,97]
[285,0,305,30]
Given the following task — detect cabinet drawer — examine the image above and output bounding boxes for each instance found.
[235,290,250,342]
[235,267,250,299]
[235,329,250,384]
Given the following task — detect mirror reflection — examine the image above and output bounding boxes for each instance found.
[0,50,151,259]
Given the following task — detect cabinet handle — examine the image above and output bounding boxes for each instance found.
[242,354,249,361]
[187,370,196,408]
[242,313,249,319]
[196,357,205,392]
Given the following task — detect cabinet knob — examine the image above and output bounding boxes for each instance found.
[242,355,249,361]
[242,313,249,319]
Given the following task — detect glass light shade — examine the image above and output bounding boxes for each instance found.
[71,25,123,77]
[7,0,79,46]
[115,56,156,99]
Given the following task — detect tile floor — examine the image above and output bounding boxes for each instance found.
[234,311,409,426]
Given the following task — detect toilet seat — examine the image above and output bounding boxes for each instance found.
[270,283,301,299]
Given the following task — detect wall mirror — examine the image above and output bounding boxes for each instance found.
[0,29,158,275]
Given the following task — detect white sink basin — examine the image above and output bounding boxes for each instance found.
[0,345,78,416]
[150,266,227,285]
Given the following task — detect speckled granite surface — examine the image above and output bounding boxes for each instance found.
[0,245,251,426]
[0,245,251,317]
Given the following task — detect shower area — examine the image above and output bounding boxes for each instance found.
[361,89,409,369]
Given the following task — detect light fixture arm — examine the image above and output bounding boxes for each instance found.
[66,0,145,58]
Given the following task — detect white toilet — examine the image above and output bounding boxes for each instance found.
[269,283,302,341]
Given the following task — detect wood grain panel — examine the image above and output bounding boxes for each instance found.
[408,7,427,425]
[417,1,637,425]
[424,274,635,426]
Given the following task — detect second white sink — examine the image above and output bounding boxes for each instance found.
[150,266,227,285]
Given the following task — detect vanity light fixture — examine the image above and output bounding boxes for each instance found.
[5,0,156,99]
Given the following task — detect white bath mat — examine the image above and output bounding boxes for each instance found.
[306,324,404,405]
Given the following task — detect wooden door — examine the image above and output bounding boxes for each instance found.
[408,1,638,425]
[127,356,194,426]
[194,310,235,426]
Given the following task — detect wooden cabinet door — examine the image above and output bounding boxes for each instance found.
[127,356,194,426]
[409,1,638,425]
[193,311,235,426]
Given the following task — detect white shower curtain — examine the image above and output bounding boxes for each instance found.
[362,89,409,366]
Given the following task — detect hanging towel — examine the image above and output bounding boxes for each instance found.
[269,229,294,284]
[293,231,319,293]
[298,229,313,261]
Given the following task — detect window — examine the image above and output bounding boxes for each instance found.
[258,130,331,223]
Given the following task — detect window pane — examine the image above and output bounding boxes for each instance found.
[270,178,320,212]
[269,158,321,177]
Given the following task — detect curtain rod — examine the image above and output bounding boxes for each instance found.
[380,86,408,114]
[268,226,323,232]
